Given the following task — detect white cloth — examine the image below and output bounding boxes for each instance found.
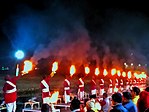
[6,81,17,93]
[91,89,96,95]
[41,80,49,92]
[64,90,70,104]
[100,89,105,95]
[102,98,110,112]
[6,101,16,112]
[43,97,50,104]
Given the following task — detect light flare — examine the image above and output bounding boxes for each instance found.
[52,61,58,72]
[70,65,76,77]
[103,69,108,76]
[111,68,116,76]
[22,60,32,74]
[85,67,90,74]
[95,67,100,76]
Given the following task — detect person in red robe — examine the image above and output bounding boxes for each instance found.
[63,76,71,104]
[3,74,22,112]
[78,78,84,101]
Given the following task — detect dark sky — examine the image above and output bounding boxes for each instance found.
[0,0,149,69]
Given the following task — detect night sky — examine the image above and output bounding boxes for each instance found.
[0,0,149,69]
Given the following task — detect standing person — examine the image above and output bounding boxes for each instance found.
[131,87,140,105]
[40,72,54,104]
[3,74,22,112]
[110,92,128,112]
[99,79,105,96]
[78,77,84,101]
[90,76,97,95]
[99,93,110,112]
[122,92,137,112]
[63,76,71,104]
[137,86,149,112]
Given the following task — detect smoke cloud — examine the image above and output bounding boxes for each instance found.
[2,1,149,71]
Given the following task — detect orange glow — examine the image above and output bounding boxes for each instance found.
[22,60,32,74]
[52,61,58,72]
[85,67,90,74]
[111,68,116,76]
[95,67,100,76]
[103,69,108,76]
[127,71,132,79]
[117,70,121,77]
[49,91,59,104]
[122,72,126,77]
[70,65,76,77]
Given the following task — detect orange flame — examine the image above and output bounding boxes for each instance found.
[122,72,126,77]
[85,67,90,74]
[49,91,59,104]
[111,68,116,76]
[127,71,132,79]
[22,60,32,74]
[70,65,76,77]
[52,62,58,72]
[103,69,108,76]
[117,70,121,77]
[95,67,100,76]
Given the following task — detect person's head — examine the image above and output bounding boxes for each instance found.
[145,86,149,92]
[122,92,132,103]
[4,75,11,81]
[111,92,122,105]
[110,109,121,112]
[103,93,108,99]
[70,97,80,111]
[131,87,140,98]
[90,94,96,99]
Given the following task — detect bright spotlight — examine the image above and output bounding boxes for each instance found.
[15,50,24,60]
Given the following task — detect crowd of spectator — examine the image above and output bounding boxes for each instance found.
[69,86,149,112]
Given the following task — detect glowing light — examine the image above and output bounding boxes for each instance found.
[103,69,108,76]
[122,72,126,77]
[95,67,100,76]
[127,71,132,79]
[15,50,24,59]
[52,62,58,72]
[85,67,90,74]
[111,68,116,76]
[22,60,32,74]
[117,70,121,77]
[70,65,76,77]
